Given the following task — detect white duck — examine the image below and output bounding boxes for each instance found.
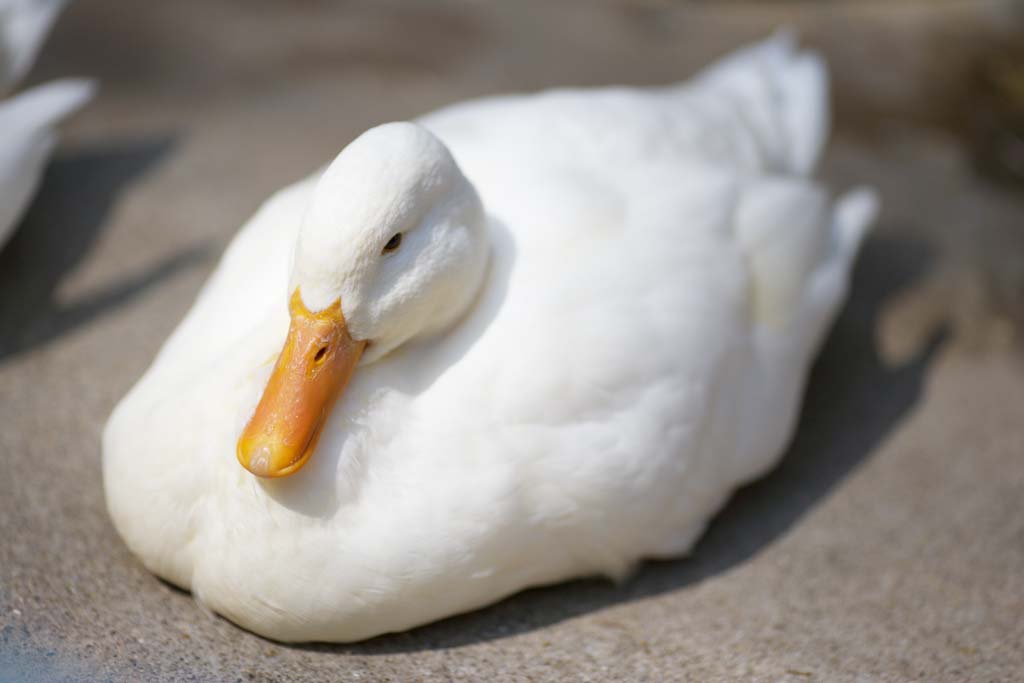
[103,35,878,643]
[0,0,93,248]
[1,0,64,87]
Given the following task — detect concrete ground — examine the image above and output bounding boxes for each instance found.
[1,1,1023,681]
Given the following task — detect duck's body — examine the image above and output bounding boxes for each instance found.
[104,36,877,642]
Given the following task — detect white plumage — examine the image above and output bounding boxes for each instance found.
[103,35,877,642]
[0,0,92,248]
[0,0,62,88]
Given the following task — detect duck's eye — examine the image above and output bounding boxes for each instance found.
[382,233,402,254]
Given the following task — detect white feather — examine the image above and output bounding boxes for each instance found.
[0,0,92,249]
[0,0,65,92]
[0,77,93,248]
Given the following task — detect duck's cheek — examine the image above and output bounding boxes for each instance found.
[237,288,366,478]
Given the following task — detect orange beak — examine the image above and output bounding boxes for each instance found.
[237,288,365,478]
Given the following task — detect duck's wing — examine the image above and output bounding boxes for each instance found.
[0,0,65,93]
[0,77,93,247]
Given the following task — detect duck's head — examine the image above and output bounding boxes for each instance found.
[237,122,488,478]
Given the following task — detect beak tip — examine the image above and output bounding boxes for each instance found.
[246,444,273,477]
[238,440,276,478]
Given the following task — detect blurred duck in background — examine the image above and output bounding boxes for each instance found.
[0,0,92,249]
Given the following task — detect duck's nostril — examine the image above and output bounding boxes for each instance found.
[313,345,328,363]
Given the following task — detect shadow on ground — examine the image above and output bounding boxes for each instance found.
[0,136,208,361]
[299,232,944,654]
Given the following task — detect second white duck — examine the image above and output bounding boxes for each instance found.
[0,0,92,248]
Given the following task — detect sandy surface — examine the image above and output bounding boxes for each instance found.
[1,1,1023,681]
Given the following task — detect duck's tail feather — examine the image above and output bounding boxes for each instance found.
[695,30,828,176]
[733,186,877,482]
[831,186,879,258]
[738,181,878,342]
[799,186,879,352]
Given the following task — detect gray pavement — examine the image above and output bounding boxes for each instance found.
[1,2,1022,681]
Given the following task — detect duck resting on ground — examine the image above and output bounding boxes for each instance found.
[103,34,878,643]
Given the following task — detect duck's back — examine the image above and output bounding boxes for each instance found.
[423,34,824,182]
[403,32,877,573]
